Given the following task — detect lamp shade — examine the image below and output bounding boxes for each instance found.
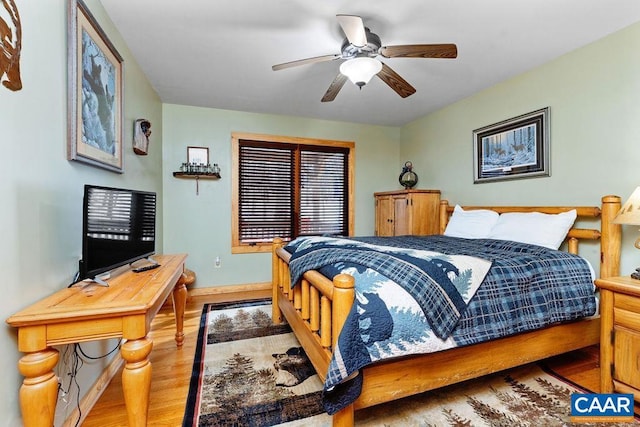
[614,186,640,225]
[339,57,382,87]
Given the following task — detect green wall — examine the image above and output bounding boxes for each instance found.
[162,104,401,287]
[400,22,640,276]
[0,1,163,424]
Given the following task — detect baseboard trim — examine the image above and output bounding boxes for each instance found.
[188,282,271,296]
[62,352,124,427]
[188,282,272,302]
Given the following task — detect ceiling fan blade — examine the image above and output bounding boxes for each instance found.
[336,14,367,47]
[272,54,341,71]
[379,44,458,59]
[321,73,348,102]
[376,63,416,98]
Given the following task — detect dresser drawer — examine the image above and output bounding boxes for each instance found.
[615,292,640,313]
[614,305,640,331]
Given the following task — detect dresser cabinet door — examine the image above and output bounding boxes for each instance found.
[392,195,410,235]
[613,327,640,391]
[375,195,395,236]
[612,292,640,393]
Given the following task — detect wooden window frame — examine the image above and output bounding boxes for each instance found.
[231,132,355,254]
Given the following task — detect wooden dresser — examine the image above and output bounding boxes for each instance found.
[374,189,440,236]
[594,276,640,403]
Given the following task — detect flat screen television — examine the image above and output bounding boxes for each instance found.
[77,184,157,284]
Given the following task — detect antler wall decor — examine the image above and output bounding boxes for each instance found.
[0,0,22,92]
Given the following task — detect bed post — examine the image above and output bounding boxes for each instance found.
[600,195,621,278]
[439,200,451,234]
[272,238,284,324]
[333,407,354,427]
[330,273,356,427]
[331,274,355,348]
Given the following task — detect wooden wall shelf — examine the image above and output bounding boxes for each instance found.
[173,172,220,195]
[173,172,221,180]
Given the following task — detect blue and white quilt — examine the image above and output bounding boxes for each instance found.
[284,235,597,414]
[288,236,492,340]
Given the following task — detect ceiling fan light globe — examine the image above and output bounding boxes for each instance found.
[339,57,382,87]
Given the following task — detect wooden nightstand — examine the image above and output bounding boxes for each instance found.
[594,276,640,402]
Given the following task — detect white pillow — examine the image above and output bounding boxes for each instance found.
[487,210,577,250]
[444,205,500,239]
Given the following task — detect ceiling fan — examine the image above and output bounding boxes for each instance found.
[272,14,457,102]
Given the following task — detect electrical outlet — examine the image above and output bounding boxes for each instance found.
[214,256,221,268]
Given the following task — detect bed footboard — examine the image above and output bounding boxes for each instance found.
[272,238,355,381]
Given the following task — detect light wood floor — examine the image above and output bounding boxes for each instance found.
[82,292,604,426]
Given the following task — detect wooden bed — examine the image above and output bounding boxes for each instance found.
[271,195,622,426]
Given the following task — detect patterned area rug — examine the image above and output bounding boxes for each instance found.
[183,301,638,427]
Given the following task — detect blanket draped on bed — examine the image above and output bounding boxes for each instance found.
[288,236,492,340]
[284,235,597,415]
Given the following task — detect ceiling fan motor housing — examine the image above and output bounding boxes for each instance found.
[341,28,381,59]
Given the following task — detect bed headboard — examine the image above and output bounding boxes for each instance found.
[438,195,622,279]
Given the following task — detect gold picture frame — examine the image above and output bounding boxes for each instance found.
[67,0,124,173]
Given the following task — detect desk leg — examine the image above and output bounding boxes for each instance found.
[172,273,188,347]
[121,337,153,427]
[18,349,59,427]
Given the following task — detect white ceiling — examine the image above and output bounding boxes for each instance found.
[99,0,640,127]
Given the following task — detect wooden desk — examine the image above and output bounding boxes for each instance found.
[6,254,188,427]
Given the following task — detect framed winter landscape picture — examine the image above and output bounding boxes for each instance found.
[67,0,124,173]
[473,107,549,183]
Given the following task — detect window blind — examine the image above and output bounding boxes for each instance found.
[238,142,294,243]
[299,148,348,236]
[238,140,348,243]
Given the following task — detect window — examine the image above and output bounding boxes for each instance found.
[232,133,354,253]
